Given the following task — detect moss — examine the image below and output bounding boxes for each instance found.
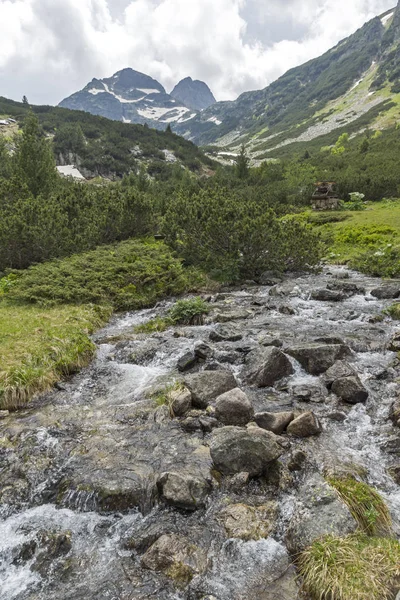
[165,561,194,588]
[385,303,400,320]
[134,317,173,334]
[299,534,400,600]
[327,476,392,535]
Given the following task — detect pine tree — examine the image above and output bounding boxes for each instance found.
[166,124,172,134]
[22,95,29,105]
[235,145,250,179]
[13,110,57,197]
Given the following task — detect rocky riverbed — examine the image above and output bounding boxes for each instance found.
[1,267,400,599]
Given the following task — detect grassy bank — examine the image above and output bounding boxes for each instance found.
[311,199,400,277]
[0,239,204,409]
[0,304,110,410]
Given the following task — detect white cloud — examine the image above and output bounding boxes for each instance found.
[0,0,396,105]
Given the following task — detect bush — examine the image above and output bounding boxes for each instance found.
[163,187,323,282]
[350,245,400,278]
[4,239,193,311]
[168,297,210,325]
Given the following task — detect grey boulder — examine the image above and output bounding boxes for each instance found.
[242,347,294,388]
[254,411,294,435]
[157,471,212,510]
[215,388,254,426]
[286,343,351,375]
[210,323,243,342]
[311,288,345,302]
[324,360,357,387]
[287,412,322,437]
[371,283,400,299]
[331,376,369,404]
[184,370,237,409]
[210,426,282,476]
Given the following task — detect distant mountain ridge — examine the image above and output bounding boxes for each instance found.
[174,3,400,159]
[59,68,216,130]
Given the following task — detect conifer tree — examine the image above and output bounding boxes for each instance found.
[235,145,250,179]
[13,110,57,197]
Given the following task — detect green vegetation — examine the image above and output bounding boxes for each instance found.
[0,304,110,410]
[3,239,191,311]
[135,297,210,333]
[151,381,185,417]
[327,477,392,535]
[299,534,400,600]
[314,200,400,277]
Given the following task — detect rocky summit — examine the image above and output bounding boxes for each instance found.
[1,266,400,599]
[59,68,216,130]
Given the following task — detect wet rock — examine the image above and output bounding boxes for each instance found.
[388,465,400,485]
[311,288,345,302]
[324,360,357,387]
[225,472,250,491]
[327,281,366,296]
[215,388,254,426]
[331,376,369,404]
[180,417,202,432]
[188,538,294,600]
[33,531,73,577]
[254,411,294,434]
[258,335,283,348]
[327,411,347,422]
[242,347,294,388]
[389,333,400,352]
[371,283,400,299]
[269,282,300,297]
[286,343,351,375]
[390,399,400,427]
[258,270,283,286]
[213,309,250,323]
[279,305,296,315]
[199,416,220,432]
[141,533,207,585]
[217,502,278,541]
[210,426,282,476]
[177,352,198,372]
[157,471,212,511]
[291,383,327,403]
[288,450,307,472]
[287,412,322,437]
[184,370,237,409]
[209,324,243,342]
[0,410,9,418]
[314,336,346,345]
[194,342,213,360]
[286,475,357,554]
[171,388,192,417]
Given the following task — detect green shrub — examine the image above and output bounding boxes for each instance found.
[4,239,193,311]
[168,297,209,325]
[385,303,400,320]
[350,245,400,278]
[134,317,173,334]
[327,477,391,535]
[299,534,400,600]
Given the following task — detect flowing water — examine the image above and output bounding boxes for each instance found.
[1,267,400,599]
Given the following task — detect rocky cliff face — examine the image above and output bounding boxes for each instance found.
[59,68,215,130]
[174,3,400,158]
[171,77,216,111]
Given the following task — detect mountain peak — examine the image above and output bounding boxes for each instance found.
[171,77,216,111]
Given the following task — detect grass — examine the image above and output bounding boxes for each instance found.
[0,240,209,408]
[311,199,400,277]
[0,303,110,410]
[327,477,392,535]
[151,381,185,417]
[299,534,400,600]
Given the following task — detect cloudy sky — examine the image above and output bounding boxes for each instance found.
[0,0,396,106]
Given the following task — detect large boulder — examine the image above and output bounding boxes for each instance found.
[327,280,366,296]
[217,502,278,541]
[157,471,212,511]
[311,289,345,302]
[177,352,198,372]
[242,347,294,388]
[210,323,243,342]
[286,475,357,554]
[170,388,192,417]
[324,360,357,387]
[210,426,282,476]
[331,376,369,404]
[215,388,254,426]
[286,412,321,437]
[141,533,207,583]
[184,370,237,409]
[254,411,294,435]
[371,283,400,299]
[389,399,400,427]
[286,343,351,375]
